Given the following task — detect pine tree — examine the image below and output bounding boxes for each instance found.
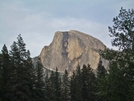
[108,7,134,100]
[45,68,62,101]
[44,73,52,101]
[81,64,96,101]
[70,72,77,101]
[9,35,34,101]
[34,58,45,101]
[61,70,70,101]
[96,60,106,78]
[74,65,82,101]
[49,71,55,100]
[96,8,134,101]
[54,68,62,101]
[95,60,107,101]
[108,7,134,51]
[1,45,12,101]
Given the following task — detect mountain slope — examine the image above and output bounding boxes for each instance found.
[36,30,108,73]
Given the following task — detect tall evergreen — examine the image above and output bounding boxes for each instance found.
[1,45,12,101]
[61,70,70,101]
[70,72,77,101]
[54,68,62,101]
[81,64,96,101]
[44,72,52,101]
[34,58,45,101]
[70,65,96,101]
[96,7,134,101]
[44,68,62,101]
[95,60,107,101]
[9,35,34,101]
[108,7,134,100]
[96,60,106,78]
[72,65,82,101]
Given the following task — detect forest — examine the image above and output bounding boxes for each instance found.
[0,8,134,101]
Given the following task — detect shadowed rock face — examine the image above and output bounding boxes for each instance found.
[38,30,108,73]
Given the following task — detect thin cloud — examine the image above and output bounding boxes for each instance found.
[0,0,133,57]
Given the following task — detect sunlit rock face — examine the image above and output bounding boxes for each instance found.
[38,30,108,73]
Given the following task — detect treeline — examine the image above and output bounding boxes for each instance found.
[0,33,103,101]
[0,7,134,101]
[0,34,105,101]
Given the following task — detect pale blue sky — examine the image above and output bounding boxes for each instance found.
[0,0,134,57]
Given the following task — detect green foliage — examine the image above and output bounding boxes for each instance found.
[1,45,12,101]
[81,64,96,101]
[33,58,45,101]
[109,7,134,51]
[70,64,96,101]
[0,35,36,101]
[96,7,134,101]
[96,60,106,78]
[10,35,32,101]
[44,68,62,101]
[61,70,70,101]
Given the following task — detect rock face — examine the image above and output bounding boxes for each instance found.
[39,30,108,73]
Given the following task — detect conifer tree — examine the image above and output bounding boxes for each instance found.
[108,7,134,100]
[95,60,107,101]
[54,68,62,101]
[44,72,52,101]
[9,35,34,101]
[96,60,106,78]
[70,64,96,101]
[81,64,96,101]
[61,70,70,101]
[74,65,82,101]
[45,68,62,101]
[1,45,12,101]
[96,8,134,101]
[34,58,45,101]
[49,71,55,100]
[70,72,77,101]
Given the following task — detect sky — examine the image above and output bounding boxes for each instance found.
[0,0,134,57]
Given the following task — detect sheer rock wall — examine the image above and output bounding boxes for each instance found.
[37,30,108,73]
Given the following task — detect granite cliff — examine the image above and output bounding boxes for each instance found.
[34,30,109,73]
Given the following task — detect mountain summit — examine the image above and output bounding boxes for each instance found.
[37,30,108,73]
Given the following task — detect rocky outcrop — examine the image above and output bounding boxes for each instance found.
[38,30,108,73]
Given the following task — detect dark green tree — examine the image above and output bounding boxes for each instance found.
[9,35,34,101]
[109,7,134,51]
[108,7,134,100]
[95,60,107,101]
[1,45,12,101]
[96,7,134,101]
[46,68,62,101]
[34,58,45,101]
[70,65,96,101]
[70,71,77,101]
[49,71,55,100]
[96,60,106,78]
[95,61,129,101]
[81,64,96,101]
[72,65,82,101]
[54,68,62,101]
[44,72,52,101]
[61,70,70,101]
